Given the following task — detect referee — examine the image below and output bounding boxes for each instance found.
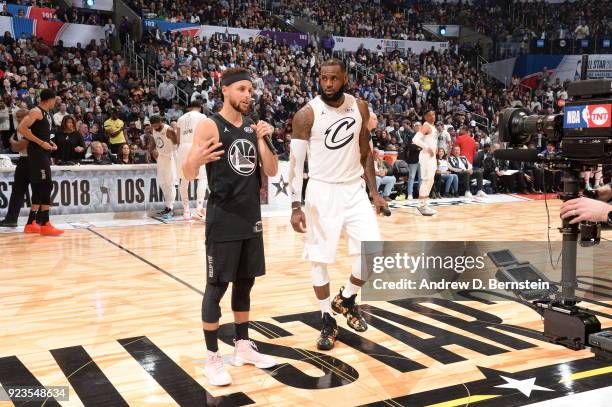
[0,109,30,228]
[17,89,64,236]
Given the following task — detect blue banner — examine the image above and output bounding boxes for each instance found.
[143,19,198,33]
[12,17,33,39]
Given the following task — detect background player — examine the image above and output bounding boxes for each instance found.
[412,110,438,216]
[18,89,63,236]
[150,116,178,220]
[176,100,208,220]
[288,59,388,351]
[183,67,278,386]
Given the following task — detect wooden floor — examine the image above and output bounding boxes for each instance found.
[1,200,611,406]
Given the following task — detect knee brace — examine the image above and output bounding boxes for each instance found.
[202,282,229,323]
[231,278,255,312]
[311,262,329,287]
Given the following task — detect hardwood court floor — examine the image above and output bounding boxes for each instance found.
[0,199,611,406]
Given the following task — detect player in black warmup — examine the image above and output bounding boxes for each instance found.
[17,89,63,236]
[182,67,278,386]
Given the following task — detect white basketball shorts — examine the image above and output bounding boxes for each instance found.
[157,154,177,187]
[303,178,381,264]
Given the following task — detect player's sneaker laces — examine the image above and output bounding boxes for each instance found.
[331,288,368,332]
[204,351,232,386]
[317,313,339,350]
[232,339,277,368]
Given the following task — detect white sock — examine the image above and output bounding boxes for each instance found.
[342,281,360,298]
[179,179,189,208]
[197,179,207,210]
[419,198,428,207]
[319,297,332,316]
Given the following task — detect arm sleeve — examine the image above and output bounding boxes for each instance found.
[288,139,308,203]
[412,131,427,150]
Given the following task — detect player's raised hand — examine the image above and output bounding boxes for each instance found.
[193,138,224,167]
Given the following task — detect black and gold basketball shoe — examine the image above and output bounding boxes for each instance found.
[331,287,368,332]
[317,313,339,351]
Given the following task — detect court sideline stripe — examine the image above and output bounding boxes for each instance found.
[86,228,401,406]
[86,228,204,295]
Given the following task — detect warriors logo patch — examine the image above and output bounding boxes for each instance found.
[228,139,257,176]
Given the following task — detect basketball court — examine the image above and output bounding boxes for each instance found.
[1,197,611,406]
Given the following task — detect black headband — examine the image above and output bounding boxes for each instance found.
[221,71,252,87]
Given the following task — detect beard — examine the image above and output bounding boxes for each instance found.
[320,84,345,103]
[229,98,249,114]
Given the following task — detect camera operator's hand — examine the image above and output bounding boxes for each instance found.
[560,197,612,224]
[595,184,611,202]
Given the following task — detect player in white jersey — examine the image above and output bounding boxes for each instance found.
[176,100,208,220]
[288,59,388,350]
[412,110,438,216]
[151,115,178,220]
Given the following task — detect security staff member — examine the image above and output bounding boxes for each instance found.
[0,109,30,228]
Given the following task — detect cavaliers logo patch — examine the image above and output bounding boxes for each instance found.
[324,117,356,150]
[228,139,257,176]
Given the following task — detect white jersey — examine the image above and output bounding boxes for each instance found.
[414,122,439,154]
[153,124,176,158]
[177,110,206,145]
[307,94,363,183]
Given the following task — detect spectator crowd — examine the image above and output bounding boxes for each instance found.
[0,1,608,199]
[1,1,111,26]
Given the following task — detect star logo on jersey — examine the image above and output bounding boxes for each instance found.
[228,139,257,176]
[272,174,289,196]
[324,117,356,150]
